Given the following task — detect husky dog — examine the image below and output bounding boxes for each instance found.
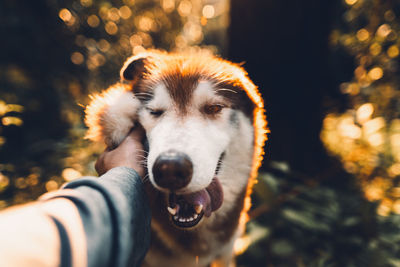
[85,50,267,267]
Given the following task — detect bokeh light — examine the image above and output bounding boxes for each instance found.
[322,0,400,215]
[0,0,230,208]
[2,0,400,265]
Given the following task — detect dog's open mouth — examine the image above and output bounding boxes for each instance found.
[167,178,223,228]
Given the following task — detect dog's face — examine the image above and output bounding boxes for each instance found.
[141,81,231,194]
[139,81,235,227]
[121,51,257,228]
[85,50,267,231]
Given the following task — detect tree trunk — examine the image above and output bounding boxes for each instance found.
[228,0,346,176]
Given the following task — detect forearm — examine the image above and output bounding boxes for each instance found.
[0,167,151,267]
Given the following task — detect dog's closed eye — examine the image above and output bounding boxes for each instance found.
[147,107,164,117]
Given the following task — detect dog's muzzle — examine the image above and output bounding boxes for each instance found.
[152,149,193,190]
[151,150,224,228]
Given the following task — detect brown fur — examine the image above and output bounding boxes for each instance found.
[122,50,258,118]
[85,49,268,267]
[162,73,200,114]
[144,182,246,257]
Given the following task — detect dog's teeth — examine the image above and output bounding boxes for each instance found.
[173,215,179,220]
[194,204,203,214]
[194,214,198,219]
[167,206,178,216]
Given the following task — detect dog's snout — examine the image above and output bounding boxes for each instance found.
[152,150,193,191]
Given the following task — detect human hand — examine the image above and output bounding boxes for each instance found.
[95,124,146,177]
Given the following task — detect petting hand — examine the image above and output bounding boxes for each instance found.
[95,125,146,177]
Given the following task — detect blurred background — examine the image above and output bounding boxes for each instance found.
[1,0,400,266]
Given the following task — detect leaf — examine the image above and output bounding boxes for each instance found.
[282,208,331,232]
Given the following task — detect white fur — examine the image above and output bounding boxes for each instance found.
[92,81,255,267]
[143,109,253,266]
[146,84,170,111]
[212,112,254,218]
[140,81,254,267]
[86,52,264,267]
[102,91,140,147]
[141,81,235,194]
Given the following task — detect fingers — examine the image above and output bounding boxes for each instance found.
[95,153,106,176]
[125,124,145,143]
[95,124,146,177]
[114,124,145,153]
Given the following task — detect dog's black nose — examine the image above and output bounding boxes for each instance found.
[152,150,193,190]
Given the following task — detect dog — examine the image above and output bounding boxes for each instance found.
[84,49,267,267]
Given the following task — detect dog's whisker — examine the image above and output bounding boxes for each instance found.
[141,174,151,184]
[85,50,265,266]
[135,160,148,165]
[138,162,148,168]
[216,88,237,94]
[134,92,154,98]
[135,92,153,96]
[137,160,148,166]
[136,149,149,155]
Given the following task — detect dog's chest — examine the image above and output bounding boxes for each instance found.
[142,231,234,267]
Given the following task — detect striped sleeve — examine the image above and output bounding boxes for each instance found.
[0,167,151,267]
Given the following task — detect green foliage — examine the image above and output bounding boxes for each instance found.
[238,165,400,267]
[0,0,227,206]
[322,0,400,210]
[1,0,400,266]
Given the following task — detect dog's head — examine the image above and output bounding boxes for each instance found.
[86,50,267,229]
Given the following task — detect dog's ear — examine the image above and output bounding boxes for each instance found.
[120,56,148,82]
[85,83,141,148]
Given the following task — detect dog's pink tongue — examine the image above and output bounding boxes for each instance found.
[206,178,223,212]
[180,178,223,217]
[181,190,212,216]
